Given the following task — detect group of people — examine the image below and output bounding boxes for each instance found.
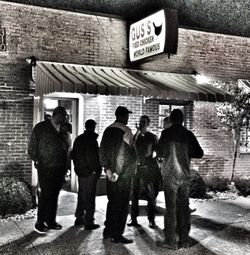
[28,105,203,250]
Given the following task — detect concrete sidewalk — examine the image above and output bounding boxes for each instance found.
[1,190,250,255]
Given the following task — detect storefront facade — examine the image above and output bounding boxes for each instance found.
[0,1,249,190]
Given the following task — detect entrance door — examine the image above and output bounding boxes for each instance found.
[32,92,84,192]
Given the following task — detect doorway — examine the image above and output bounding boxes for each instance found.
[32,92,84,192]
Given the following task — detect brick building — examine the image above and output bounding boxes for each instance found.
[0,1,249,191]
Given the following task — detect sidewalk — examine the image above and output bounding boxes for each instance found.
[1,190,250,255]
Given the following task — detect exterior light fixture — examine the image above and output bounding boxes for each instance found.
[26,56,37,82]
[26,56,37,67]
[196,74,210,84]
[191,70,210,84]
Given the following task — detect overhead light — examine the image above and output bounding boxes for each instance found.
[191,70,210,84]
[196,74,210,84]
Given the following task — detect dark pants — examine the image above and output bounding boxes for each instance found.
[130,166,158,222]
[163,178,190,245]
[103,178,131,239]
[75,173,98,225]
[37,169,65,225]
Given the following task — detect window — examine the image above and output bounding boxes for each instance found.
[240,126,250,153]
[159,104,186,128]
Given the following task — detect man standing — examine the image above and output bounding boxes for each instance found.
[127,115,161,228]
[71,119,102,230]
[156,109,203,250]
[28,106,69,234]
[99,106,135,244]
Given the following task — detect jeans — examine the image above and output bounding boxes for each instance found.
[75,173,98,225]
[130,166,158,222]
[103,178,131,239]
[162,179,190,245]
[37,169,65,224]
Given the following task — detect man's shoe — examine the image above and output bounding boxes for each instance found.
[179,237,190,248]
[45,222,62,230]
[111,236,133,244]
[85,224,100,230]
[127,220,141,227]
[149,220,156,229]
[156,241,178,250]
[74,219,85,226]
[179,242,189,249]
[34,222,49,234]
[189,208,196,213]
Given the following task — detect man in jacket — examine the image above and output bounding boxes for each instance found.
[99,106,136,244]
[71,119,102,230]
[28,106,69,234]
[156,109,203,250]
[127,115,161,229]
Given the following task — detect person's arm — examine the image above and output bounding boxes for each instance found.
[94,140,102,176]
[70,138,77,162]
[151,133,158,158]
[28,125,40,164]
[156,130,166,158]
[99,129,110,172]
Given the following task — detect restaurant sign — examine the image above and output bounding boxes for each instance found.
[129,9,178,62]
[0,28,6,51]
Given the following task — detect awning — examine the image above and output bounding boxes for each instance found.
[239,79,250,93]
[35,61,233,102]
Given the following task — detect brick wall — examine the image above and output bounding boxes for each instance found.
[0,63,33,183]
[140,28,250,82]
[190,101,234,178]
[142,100,160,136]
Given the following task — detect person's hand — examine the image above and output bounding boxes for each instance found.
[156,157,163,168]
[110,173,118,182]
[34,161,40,169]
[106,169,112,180]
[106,169,118,182]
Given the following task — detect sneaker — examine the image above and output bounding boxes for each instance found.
[179,242,189,249]
[45,222,62,230]
[189,208,196,213]
[149,220,156,229]
[34,222,49,234]
[127,220,141,227]
[85,224,100,230]
[156,241,178,250]
[74,219,85,226]
[111,236,133,244]
[179,237,190,248]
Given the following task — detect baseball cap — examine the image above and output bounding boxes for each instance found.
[115,106,132,116]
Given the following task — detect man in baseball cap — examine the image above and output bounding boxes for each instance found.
[99,105,135,244]
[115,106,132,117]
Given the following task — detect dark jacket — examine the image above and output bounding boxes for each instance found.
[71,130,102,177]
[157,124,203,182]
[135,131,161,183]
[28,120,69,172]
[99,121,136,181]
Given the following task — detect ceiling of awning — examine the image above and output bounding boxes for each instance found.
[35,61,233,102]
